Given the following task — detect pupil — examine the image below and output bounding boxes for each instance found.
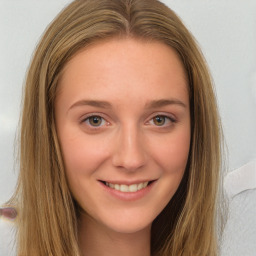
[154,116,165,126]
[89,116,102,126]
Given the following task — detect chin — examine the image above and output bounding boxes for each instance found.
[105,220,152,234]
[97,210,155,234]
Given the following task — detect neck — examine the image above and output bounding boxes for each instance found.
[78,214,151,256]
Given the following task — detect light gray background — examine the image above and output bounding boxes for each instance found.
[0,1,256,255]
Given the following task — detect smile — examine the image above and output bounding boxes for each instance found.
[105,182,149,192]
[99,180,157,201]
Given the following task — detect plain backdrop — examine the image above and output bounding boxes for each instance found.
[0,1,256,255]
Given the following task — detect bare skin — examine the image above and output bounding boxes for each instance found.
[79,212,151,256]
[55,38,190,256]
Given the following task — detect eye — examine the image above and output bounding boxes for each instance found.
[84,115,106,127]
[149,115,175,127]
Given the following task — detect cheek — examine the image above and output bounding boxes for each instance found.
[59,133,110,180]
[151,128,191,174]
[154,129,190,205]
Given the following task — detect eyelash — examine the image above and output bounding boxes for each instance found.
[81,113,177,130]
[81,114,108,129]
[147,115,176,127]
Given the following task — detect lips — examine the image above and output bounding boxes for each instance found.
[99,180,157,201]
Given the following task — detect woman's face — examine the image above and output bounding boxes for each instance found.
[55,38,190,234]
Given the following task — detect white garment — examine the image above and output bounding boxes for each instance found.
[221,160,256,256]
[220,189,256,256]
[224,160,256,198]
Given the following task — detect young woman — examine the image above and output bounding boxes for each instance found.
[7,0,225,255]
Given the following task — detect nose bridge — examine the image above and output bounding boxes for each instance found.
[112,122,146,171]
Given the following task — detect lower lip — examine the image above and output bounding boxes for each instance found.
[99,181,156,201]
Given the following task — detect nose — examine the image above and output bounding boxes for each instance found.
[112,125,147,171]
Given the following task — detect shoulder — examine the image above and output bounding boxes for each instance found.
[221,189,256,256]
[222,160,256,256]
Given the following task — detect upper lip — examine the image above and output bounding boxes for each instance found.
[99,179,156,185]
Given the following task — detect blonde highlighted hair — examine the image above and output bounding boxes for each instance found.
[8,0,225,255]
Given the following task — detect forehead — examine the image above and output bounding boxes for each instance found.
[57,38,188,106]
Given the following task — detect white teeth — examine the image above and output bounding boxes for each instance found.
[143,182,148,188]
[105,181,149,192]
[120,185,129,192]
[129,184,137,192]
[137,183,143,190]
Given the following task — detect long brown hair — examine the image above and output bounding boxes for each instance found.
[8,0,225,255]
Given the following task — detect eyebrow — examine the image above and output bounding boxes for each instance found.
[68,98,187,112]
[145,99,187,109]
[69,100,112,111]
